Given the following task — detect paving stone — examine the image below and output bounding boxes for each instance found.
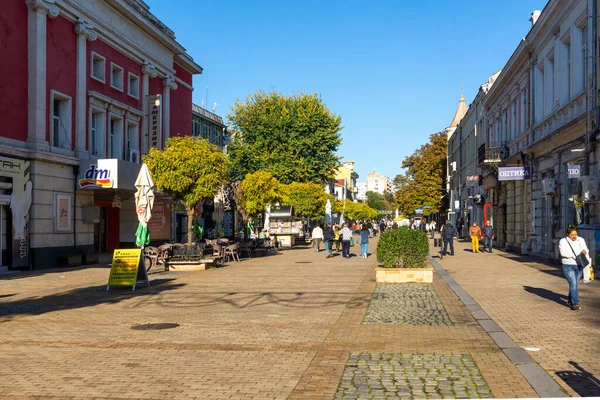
[334,353,493,399]
[363,283,453,326]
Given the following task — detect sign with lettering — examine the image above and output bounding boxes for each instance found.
[568,165,581,179]
[498,166,531,181]
[466,175,481,186]
[107,249,142,288]
[147,200,171,240]
[78,159,118,189]
[148,94,162,149]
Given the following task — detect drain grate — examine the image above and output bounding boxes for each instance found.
[131,323,179,330]
[295,261,312,264]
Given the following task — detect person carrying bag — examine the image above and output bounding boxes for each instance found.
[558,227,591,310]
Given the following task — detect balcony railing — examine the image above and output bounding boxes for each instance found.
[478,142,510,165]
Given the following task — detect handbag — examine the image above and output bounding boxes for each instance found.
[566,239,590,269]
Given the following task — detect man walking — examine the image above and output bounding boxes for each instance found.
[483,220,494,253]
[430,220,437,239]
[323,223,334,258]
[441,221,457,258]
[311,223,323,252]
[340,223,353,259]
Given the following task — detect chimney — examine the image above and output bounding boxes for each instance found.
[530,10,542,26]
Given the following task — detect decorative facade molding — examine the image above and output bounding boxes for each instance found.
[25,0,59,18]
[75,18,98,41]
[162,74,178,90]
[141,62,158,78]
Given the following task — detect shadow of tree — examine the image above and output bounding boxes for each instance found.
[523,286,569,308]
[556,361,600,397]
[0,278,184,320]
[124,290,372,311]
[0,265,112,281]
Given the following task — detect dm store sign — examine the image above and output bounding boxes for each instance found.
[78,159,118,189]
[498,166,531,181]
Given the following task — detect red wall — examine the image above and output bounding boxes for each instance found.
[87,39,142,110]
[0,1,28,141]
[47,15,77,147]
[174,63,193,86]
[171,63,193,137]
[170,86,192,137]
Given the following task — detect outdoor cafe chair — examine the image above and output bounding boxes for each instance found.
[224,244,240,263]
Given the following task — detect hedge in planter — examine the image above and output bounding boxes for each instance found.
[376,227,429,268]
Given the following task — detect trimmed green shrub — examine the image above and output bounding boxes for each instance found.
[376,227,429,268]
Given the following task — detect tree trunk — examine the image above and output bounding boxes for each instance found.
[186,206,195,245]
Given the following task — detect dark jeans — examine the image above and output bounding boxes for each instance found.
[483,237,493,252]
[442,238,454,256]
[341,240,351,258]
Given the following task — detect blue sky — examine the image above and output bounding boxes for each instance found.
[146,0,548,182]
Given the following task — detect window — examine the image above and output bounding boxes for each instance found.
[110,63,124,91]
[109,116,123,159]
[520,90,527,132]
[50,90,72,150]
[192,116,201,137]
[202,124,209,139]
[128,72,139,99]
[90,52,105,82]
[89,108,106,157]
[126,122,139,163]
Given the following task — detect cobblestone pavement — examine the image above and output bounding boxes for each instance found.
[363,284,453,326]
[433,238,600,397]
[335,353,493,399]
[0,240,538,399]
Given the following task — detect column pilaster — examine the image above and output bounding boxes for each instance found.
[74,18,97,159]
[26,0,59,151]
[162,74,177,146]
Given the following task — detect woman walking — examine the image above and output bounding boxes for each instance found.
[483,221,494,253]
[340,223,353,259]
[323,223,334,258]
[469,222,482,253]
[359,224,370,258]
[558,227,590,310]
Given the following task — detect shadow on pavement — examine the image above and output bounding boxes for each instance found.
[556,361,600,397]
[126,290,372,311]
[523,286,569,307]
[0,278,184,320]
[0,265,111,281]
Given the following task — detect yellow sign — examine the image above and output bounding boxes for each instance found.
[107,249,142,287]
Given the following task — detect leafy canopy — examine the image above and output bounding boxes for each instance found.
[144,136,230,209]
[334,200,378,221]
[281,182,332,220]
[144,136,230,244]
[241,171,284,217]
[394,131,447,216]
[365,191,392,211]
[227,90,343,184]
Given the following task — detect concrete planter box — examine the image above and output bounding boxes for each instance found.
[166,261,207,271]
[375,267,433,283]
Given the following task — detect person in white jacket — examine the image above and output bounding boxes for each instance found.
[311,224,324,252]
[558,227,590,310]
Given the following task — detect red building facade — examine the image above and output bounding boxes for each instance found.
[0,0,202,269]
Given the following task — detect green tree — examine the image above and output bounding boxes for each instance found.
[227,91,343,184]
[241,171,284,217]
[334,200,377,222]
[365,191,391,211]
[394,131,447,216]
[144,136,230,245]
[282,182,332,220]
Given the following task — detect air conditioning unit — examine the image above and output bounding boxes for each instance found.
[541,178,556,194]
[127,149,140,163]
[580,176,597,201]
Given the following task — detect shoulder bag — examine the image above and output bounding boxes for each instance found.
[566,238,590,269]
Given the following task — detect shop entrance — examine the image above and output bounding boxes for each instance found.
[94,202,120,253]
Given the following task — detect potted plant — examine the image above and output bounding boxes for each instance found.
[375,227,432,283]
